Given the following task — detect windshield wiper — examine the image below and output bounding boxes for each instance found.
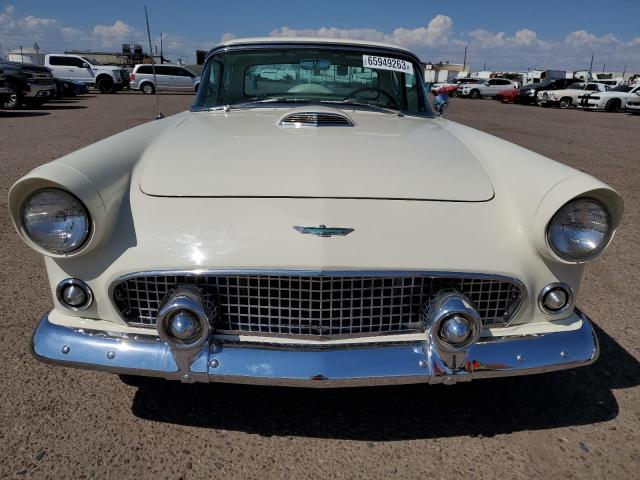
[192,98,310,112]
[227,97,311,110]
[319,99,403,116]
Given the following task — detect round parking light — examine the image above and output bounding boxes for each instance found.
[538,283,574,315]
[56,279,93,311]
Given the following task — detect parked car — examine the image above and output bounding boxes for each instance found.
[44,54,129,93]
[430,78,479,97]
[625,95,640,114]
[129,64,200,94]
[576,84,640,112]
[517,78,578,105]
[0,68,10,106]
[538,82,610,109]
[10,37,622,388]
[496,88,519,103]
[0,60,56,109]
[53,78,89,99]
[432,83,458,96]
[459,78,517,98]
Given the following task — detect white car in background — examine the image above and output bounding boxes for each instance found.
[459,78,517,99]
[539,82,610,109]
[626,93,640,114]
[577,84,640,112]
[130,64,201,94]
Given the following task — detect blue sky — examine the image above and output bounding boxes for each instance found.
[2,0,640,71]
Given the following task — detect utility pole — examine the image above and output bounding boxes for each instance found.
[19,45,23,62]
[160,32,163,62]
[154,45,158,55]
[483,60,486,71]
[34,42,40,65]
[588,52,594,81]
[462,44,467,71]
[622,64,627,77]
[602,63,606,72]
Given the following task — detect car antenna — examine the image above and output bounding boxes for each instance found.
[144,5,163,120]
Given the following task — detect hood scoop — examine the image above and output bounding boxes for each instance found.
[279,111,354,128]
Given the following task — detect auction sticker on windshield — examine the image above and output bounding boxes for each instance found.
[363,55,414,75]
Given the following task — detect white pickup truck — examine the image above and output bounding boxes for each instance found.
[43,54,129,93]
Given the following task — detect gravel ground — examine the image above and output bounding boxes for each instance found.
[1,93,638,479]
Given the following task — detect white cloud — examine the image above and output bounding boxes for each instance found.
[565,30,618,47]
[269,15,456,48]
[0,5,14,24]
[269,26,386,42]
[388,15,455,47]
[92,20,136,44]
[220,32,237,42]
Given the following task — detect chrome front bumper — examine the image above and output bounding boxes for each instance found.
[32,310,599,387]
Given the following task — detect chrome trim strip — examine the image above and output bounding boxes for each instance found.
[279,112,355,128]
[32,309,598,387]
[56,278,93,312]
[538,282,575,315]
[108,269,528,329]
[204,42,423,71]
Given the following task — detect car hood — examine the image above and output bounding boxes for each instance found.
[139,107,495,201]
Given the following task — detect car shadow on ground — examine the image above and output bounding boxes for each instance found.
[1,110,51,117]
[32,104,88,110]
[131,321,639,440]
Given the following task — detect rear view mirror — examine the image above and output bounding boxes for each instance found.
[300,59,331,71]
[82,62,90,69]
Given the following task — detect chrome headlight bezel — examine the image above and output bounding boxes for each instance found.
[546,197,613,262]
[20,188,91,254]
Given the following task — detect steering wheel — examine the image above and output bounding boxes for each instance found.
[345,87,398,107]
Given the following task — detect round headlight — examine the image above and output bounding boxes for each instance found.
[21,188,90,254]
[547,198,612,261]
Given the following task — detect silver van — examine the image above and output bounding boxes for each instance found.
[130,64,200,94]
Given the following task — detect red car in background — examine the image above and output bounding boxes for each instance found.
[434,84,458,95]
[496,88,519,103]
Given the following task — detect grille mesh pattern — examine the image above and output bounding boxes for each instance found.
[113,273,523,336]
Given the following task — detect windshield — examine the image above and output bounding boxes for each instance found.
[612,85,632,92]
[193,47,430,115]
[82,57,102,66]
[567,83,584,90]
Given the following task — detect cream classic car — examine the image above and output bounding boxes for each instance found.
[9,38,623,387]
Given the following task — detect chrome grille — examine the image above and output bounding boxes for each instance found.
[112,272,524,336]
[279,112,354,127]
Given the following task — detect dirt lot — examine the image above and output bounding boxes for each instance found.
[1,94,639,479]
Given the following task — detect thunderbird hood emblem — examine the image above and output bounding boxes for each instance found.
[293,225,354,237]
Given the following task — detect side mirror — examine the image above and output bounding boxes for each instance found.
[82,62,90,69]
[433,94,449,117]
